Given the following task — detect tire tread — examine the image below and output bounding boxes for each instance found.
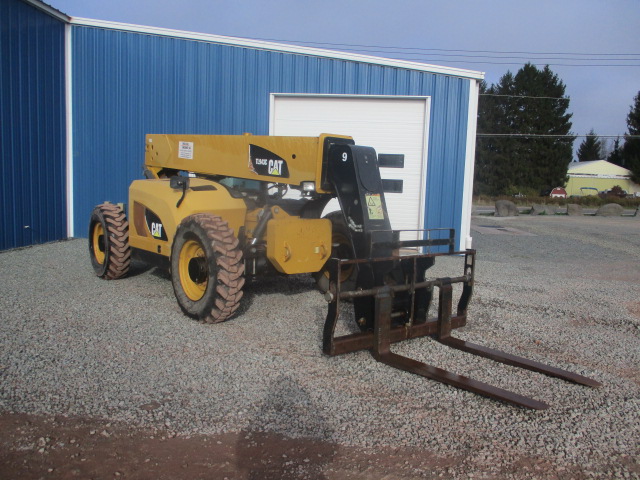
[173,214,245,324]
[90,203,131,280]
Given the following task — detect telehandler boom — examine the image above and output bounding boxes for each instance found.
[89,133,599,408]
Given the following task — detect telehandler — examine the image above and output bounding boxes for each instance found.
[89,133,599,409]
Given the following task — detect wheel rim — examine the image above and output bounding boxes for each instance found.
[179,239,209,301]
[91,222,106,265]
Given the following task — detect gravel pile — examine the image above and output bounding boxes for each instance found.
[1,214,638,478]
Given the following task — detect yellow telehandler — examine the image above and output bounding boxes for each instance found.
[89,133,599,408]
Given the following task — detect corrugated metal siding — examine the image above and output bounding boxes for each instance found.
[424,76,470,235]
[0,0,66,250]
[72,26,470,241]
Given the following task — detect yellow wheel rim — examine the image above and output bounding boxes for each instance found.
[179,239,208,301]
[92,223,106,265]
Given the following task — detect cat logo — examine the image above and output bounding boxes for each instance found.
[144,208,168,241]
[151,222,163,238]
[268,159,283,176]
[249,144,290,178]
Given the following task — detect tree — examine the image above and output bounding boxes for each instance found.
[474,80,515,195]
[607,137,624,166]
[621,91,640,183]
[475,64,574,195]
[576,129,604,161]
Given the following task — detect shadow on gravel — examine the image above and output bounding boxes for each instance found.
[245,274,317,296]
[235,375,336,479]
[126,259,166,279]
[238,274,320,317]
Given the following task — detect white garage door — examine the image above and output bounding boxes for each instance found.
[270,95,430,238]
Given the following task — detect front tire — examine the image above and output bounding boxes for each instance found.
[88,203,131,279]
[171,214,245,323]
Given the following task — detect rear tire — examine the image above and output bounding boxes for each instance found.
[88,203,131,279]
[314,211,357,293]
[171,214,245,323]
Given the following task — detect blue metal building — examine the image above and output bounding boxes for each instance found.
[1,0,67,250]
[2,0,484,251]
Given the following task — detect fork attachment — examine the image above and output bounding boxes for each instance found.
[322,249,601,410]
[323,140,599,409]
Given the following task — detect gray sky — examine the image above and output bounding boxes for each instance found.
[51,0,640,158]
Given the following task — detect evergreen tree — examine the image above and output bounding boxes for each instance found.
[607,137,624,166]
[577,129,604,161]
[475,63,574,195]
[475,80,517,194]
[621,91,640,183]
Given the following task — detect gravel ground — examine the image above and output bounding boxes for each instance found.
[1,214,639,478]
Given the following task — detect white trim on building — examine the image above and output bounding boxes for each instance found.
[64,22,74,237]
[461,79,480,249]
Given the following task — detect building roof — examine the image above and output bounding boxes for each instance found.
[23,0,484,81]
[567,160,631,178]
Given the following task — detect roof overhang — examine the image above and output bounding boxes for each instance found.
[68,17,485,81]
[569,174,630,180]
[567,160,633,176]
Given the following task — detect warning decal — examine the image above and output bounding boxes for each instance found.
[365,194,384,220]
[178,141,194,159]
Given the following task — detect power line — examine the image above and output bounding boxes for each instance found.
[278,44,640,66]
[477,134,638,138]
[335,49,639,63]
[389,58,640,67]
[292,46,640,62]
[480,94,570,101]
[248,37,640,58]
[242,36,640,66]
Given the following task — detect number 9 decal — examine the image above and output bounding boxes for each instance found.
[341,152,348,162]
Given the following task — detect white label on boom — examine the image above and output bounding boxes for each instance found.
[178,141,194,160]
